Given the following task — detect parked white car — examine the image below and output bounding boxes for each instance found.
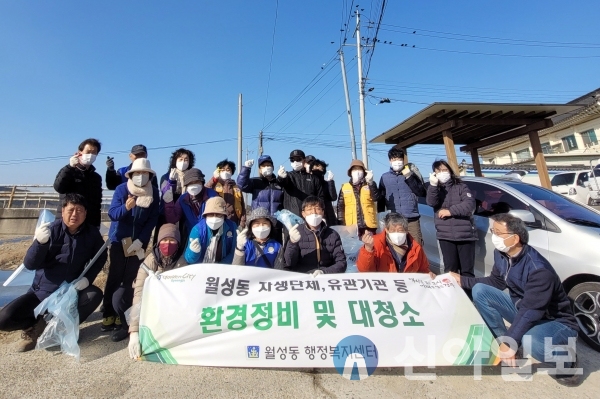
[551,169,600,206]
[419,176,600,352]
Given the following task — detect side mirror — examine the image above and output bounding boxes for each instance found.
[508,209,541,228]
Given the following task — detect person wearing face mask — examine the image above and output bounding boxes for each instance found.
[185,197,237,264]
[105,144,158,190]
[103,158,160,333]
[283,196,346,275]
[277,149,324,218]
[236,155,283,215]
[206,159,246,228]
[53,138,103,228]
[164,168,219,239]
[118,223,188,350]
[309,159,338,227]
[232,207,283,268]
[337,159,379,237]
[426,160,477,278]
[377,147,426,245]
[438,213,580,386]
[356,213,429,273]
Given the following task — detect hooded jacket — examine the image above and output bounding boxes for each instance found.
[237,165,283,215]
[426,179,477,241]
[461,245,579,346]
[377,168,425,219]
[24,220,107,301]
[278,170,324,217]
[53,164,103,228]
[283,223,346,274]
[356,232,429,273]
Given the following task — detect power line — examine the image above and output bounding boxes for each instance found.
[261,0,280,127]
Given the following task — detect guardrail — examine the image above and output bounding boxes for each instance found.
[0,185,113,211]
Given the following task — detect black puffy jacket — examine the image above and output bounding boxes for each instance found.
[278,170,324,217]
[284,223,346,274]
[53,164,103,227]
[426,179,476,241]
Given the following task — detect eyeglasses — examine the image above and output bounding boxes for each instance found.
[489,228,512,236]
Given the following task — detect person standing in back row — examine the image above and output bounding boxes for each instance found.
[277,149,323,218]
[105,144,158,190]
[378,147,426,244]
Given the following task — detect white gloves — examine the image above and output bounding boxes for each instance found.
[324,171,334,182]
[236,228,248,250]
[365,170,374,183]
[162,188,173,204]
[34,222,52,244]
[312,269,324,277]
[429,173,438,186]
[245,159,254,168]
[73,277,89,291]
[128,332,141,360]
[189,238,202,253]
[169,168,177,180]
[288,224,301,243]
[213,169,220,179]
[278,165,287,178]
[69,155,79,167]
[127,239,143,254]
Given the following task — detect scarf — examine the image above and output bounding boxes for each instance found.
[172,168,186,194]
[127,179,154,208]
[203,225,224,263]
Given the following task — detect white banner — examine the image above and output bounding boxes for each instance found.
[139,264,498,373]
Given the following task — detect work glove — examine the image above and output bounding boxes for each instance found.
[244,159,254,168]
[324,171,334,182]
[128,332,141,359]
[278,165,287,178]
[288,224,301,244]
[127,239,143,254]
[365,170,374,184]
[213,169,220,180]
[236,228,248,250]
[69,154,79,168]
[106,156,115,171]
[429,173,438,186]
[73,277,89,291]
[312,269,324,277]
[135,248,145,260]
[162,187,173,203]
[189,238,202,253]
[401,165,411,176]
[34,222,52,244]
[169,168,177,181]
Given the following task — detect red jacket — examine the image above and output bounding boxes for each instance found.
[356,231,429,273]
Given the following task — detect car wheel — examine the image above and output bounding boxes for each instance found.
[568,282,600,352]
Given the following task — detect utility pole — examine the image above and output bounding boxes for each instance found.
[355,10,368,169]
[258,131,264,157]
[339,50,357,160]
[237,93,243,172]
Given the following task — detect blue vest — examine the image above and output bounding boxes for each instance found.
[381,170,420,218]
[243,239,281,268]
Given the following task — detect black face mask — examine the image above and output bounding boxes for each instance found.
[312,170,324,177]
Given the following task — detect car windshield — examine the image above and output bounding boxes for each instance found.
[550,173,575,186]
[505,182,600,227]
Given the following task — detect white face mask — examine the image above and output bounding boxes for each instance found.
[351,170,364,183]
[252,225,271,240]
[205,216,225,230]
[261,166,274,177]
[391,161,404,171]
[176,160,189,171]
[491,233,515,253]
[132,173,149,187]
[186,184,202,196]
[291,161,303,171]
[305,164,311,173]
[80,154,97,166]
[387,232,407,246]
[437,171,451,184]
[305,214,323,227]
[220,171,232,180]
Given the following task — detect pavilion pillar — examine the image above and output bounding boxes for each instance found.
[471,148,483,177]
[528,130,552,189]
[442,130,459,174]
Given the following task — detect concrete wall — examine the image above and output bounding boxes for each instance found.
[0,209,56,236]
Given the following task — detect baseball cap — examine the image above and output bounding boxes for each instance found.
[289,149,305,160]
[131,144,148,155]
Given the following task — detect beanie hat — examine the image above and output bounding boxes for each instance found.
[246,207,276,228]
[183,168,205,186]
[347,159,366,177]
[203,196,228,216]
[157,223,180,244]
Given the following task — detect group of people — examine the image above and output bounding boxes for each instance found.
[0,139,581,385]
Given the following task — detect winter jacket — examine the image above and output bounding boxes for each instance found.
[106,164,158,191]
[319,176,338,227]
[233,239,282,268]
[237,166,283,215]
[108,182,160,247]
[164,189,219,237]
[53,164,103,227]
[184,218,237,264]
[337,180,379,229]
[356,232,429,273]
[130,249,188,333]
[24,220,107,301]
[278,170,324,217]
[284,223,346,274]
[377,169,425,219]
[426,179,477,241]
[206,178,246,228]
[461,245,579,346]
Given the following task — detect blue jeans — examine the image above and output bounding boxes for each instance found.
[472,283,578,365]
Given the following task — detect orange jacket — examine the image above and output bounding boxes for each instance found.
[356,231,429,273]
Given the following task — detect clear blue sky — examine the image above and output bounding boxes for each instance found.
[1,0,599,186]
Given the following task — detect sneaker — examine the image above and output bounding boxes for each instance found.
[111,327,129,342]
[549,359,583,387]
[101,316,116,332]
[114,316,122,330]
[16,318,46,353]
